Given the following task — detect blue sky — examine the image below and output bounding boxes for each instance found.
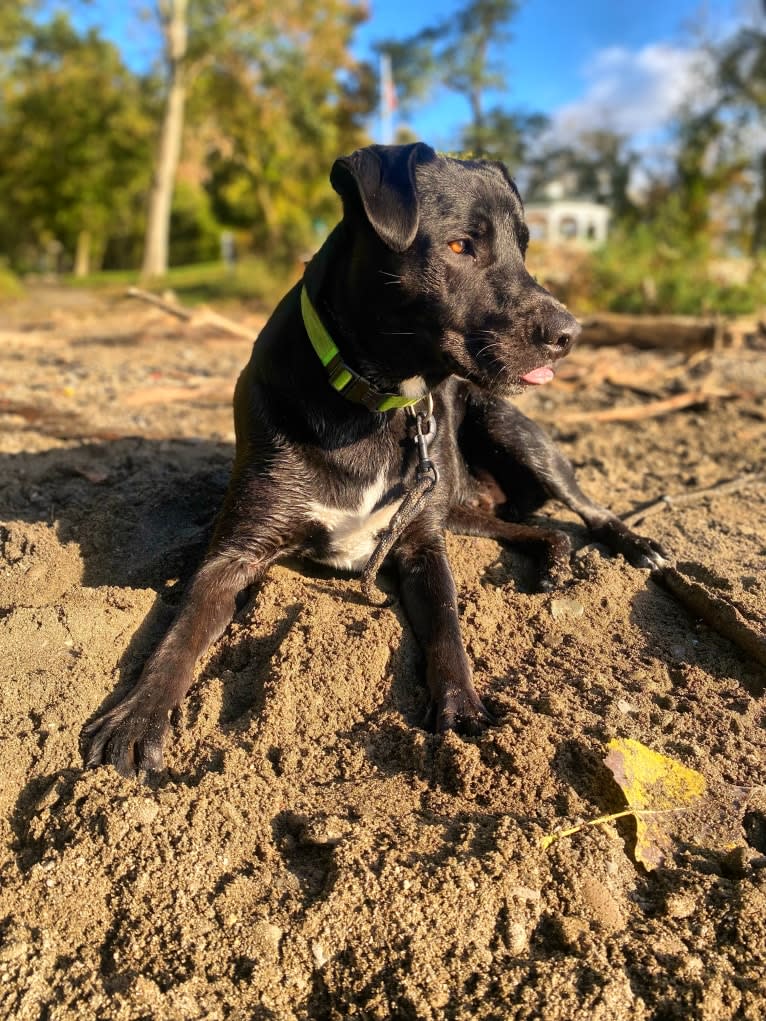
[354,0,755,148]
[74,0,758,152]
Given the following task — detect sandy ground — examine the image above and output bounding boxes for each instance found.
[0,288,765,1020]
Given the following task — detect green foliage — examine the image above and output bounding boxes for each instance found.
[0,0,31,51]
[0,14,156,273]
[716,21,766,253]
[567,194,761,316]
[378,0,531,164]
[0,1,372,274]
[0,260,22,299]
[169,181,222,267]
[193,0,371,263]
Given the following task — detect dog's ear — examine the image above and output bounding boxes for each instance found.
[330,143,436,252]
[486,159,524,209]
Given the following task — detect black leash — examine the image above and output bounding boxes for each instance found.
[361,396,439,604]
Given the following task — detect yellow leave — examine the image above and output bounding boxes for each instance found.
[605,737,707,869]
[541,738,755,867]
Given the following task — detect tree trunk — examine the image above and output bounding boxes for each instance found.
[74,230,91,278]
[751,151,766,256]
[141,0,188,279]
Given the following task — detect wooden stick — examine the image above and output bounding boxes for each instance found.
[623,472,766,527]
[656,563,766,671]
[125,287,255,340]
[126,286,192,320]
[193,308,254,340]
[558,388,739,425]
[579,314,718,351]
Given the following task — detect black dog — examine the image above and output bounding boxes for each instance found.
[84,143,664,775]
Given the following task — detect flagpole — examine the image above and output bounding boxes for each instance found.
[380,52,394,144]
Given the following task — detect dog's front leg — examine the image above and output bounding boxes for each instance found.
[83,473,291,775]
[394,528,491,736]
[487,402,668,569]
[83,551,272,776]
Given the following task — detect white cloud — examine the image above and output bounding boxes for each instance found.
[548,42,714,146]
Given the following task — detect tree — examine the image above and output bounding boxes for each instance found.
[439,0,518,155]
[0,14,155,274]
[190,0,371,260]
[716,9,766,253]
[378,0,537,164]
[0,0,31,51]
[139,0,371,277]
[524,130,638,220]
[141,0,189,278]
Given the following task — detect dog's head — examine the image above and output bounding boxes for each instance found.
[330,143,580,396]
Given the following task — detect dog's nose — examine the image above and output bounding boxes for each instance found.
[536,307,580,358]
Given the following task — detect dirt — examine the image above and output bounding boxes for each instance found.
[0,288,765,1020]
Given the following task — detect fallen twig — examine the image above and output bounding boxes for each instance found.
[559,387,739,424]
[656,562,766,671]
[622,472,766,527]
[126,286,192,320]
[580,313,718,351]
[126,287,255,340]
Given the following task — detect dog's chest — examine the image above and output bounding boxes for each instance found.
[306,473,403,572]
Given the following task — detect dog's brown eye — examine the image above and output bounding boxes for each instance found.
[448,239,470,255]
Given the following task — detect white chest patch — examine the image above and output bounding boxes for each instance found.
[307,474,403,572]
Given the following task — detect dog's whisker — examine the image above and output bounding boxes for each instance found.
[472,343,498,363]
[380,331,416,336]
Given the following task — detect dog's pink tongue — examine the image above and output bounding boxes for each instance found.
[521,366,555,385]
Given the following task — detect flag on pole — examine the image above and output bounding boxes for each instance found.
[379,53,395,144]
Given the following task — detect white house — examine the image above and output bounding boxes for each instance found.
[524,182,610,245]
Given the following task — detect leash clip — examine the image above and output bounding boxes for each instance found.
[406,393,438,484]
[414,410,439,485]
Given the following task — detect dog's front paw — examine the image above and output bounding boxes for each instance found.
[427,684,493,737]
[592,517,668,571]
[82,695,172,777]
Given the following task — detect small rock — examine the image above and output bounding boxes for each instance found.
[550,597,585,621]
[541,632,563,649]
[312,942,328,968]
[506,921,527,954]
[34,781,63,813]
[253,920,283,949]
[125,797,160,827]
[664,891,696,919]
[0,942,28,963]
[721,846,752,879]
[580,875,625,932]
[298,814,350,847]
[616,699,638,715]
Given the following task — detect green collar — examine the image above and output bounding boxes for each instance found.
[300,285,427,412]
